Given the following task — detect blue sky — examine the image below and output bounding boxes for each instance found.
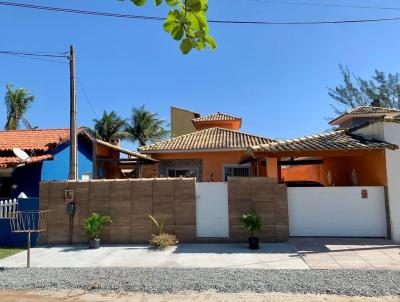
[1,0,400,149]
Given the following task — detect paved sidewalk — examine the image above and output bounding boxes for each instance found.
[0,243,308,269]
[291,238,400,270]
[2,239,399,270]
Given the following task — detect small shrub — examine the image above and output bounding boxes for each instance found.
[149,233,178,249]
[240,211,262,238]
[83,213,112,240]
[148,215,178,249]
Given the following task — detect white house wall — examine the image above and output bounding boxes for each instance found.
[354,121,400,241]
[382,122,400,241]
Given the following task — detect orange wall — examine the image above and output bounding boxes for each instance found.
[150,151,246,182]
[95,143,123,179]
[193,120,241,131]
[282,151,387,186]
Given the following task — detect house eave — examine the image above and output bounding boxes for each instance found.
[140,147,248,154]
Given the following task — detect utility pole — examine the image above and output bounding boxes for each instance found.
[69,45,77,180]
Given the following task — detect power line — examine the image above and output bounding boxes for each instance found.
[247,0,400,12]
[0,50,69,58]
[2,1,400,26]
[0,52,68,64]
[0,48,98,119]
[76,76,99,119]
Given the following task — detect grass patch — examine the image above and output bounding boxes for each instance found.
[0,248,23,260]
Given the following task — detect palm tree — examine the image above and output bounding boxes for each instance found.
[4,84,35,130]
[125,105,169,147]
[84,110,129,143]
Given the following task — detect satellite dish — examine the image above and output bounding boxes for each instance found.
[13,148,30,162]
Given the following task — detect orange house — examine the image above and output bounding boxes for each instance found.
[240,106,399,187]
[139,108,275,182]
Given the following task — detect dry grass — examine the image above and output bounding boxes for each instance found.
[149,233,178,249]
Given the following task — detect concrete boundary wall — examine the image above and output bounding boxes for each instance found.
[228,177,289,242]
[39,178,196,244]
[40,177,289,244]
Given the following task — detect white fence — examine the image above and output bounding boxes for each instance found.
[0,199,18,219]
[288,187,388,237]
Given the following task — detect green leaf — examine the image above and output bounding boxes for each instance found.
[130,0,146,6]
[180,38,193,54]
[154,0,162,5]
[186,12,200,31]
[167,9,181,20]
[195,38,206,50]
[193,11,207,30]
[205,35,217,49]
[186,0,202,11]
[171,25,184,40]
[163,19,178,33]
[166,0,179,5]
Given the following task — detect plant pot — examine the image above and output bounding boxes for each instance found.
[89,238,100,249]
[248,237,259,250]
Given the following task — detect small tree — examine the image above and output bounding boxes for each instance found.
[328,65,400,116]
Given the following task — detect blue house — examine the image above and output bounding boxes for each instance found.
[0,128,158,199]
[0,129,94,198]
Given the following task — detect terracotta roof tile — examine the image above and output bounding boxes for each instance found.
[139,127,275,152]
[249,129,397,153]
[0,154,53,168]
[0,128,84,152]
[330,106,400,125]
[349,106,400,115]
[192,112,241,123]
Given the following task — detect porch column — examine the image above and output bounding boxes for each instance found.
[266,157,279,180]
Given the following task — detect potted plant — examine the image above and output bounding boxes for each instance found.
[240,211,261,250]
[83,213,112,249]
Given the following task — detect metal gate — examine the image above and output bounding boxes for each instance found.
[196,182,229,238]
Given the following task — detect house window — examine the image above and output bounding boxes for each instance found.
[223,165,251,182]
[167,168,198,179]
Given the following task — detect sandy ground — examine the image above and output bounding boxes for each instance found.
[0,290,399,302]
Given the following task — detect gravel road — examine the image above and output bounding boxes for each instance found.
[0,268,399,297]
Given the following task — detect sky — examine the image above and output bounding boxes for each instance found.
[1,0,400,150]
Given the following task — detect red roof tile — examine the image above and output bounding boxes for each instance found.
[0,154,54,168]
[0,128,84,152]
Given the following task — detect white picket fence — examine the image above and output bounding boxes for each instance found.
[0,199,18,219]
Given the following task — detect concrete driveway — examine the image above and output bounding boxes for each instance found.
[290,238,400,270]
[0,243,308,269]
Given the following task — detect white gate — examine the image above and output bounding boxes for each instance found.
[288,187,388,237]
[196,182,229,238]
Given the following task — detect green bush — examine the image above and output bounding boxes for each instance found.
[240,212,261,238]
[83,213,112,240]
